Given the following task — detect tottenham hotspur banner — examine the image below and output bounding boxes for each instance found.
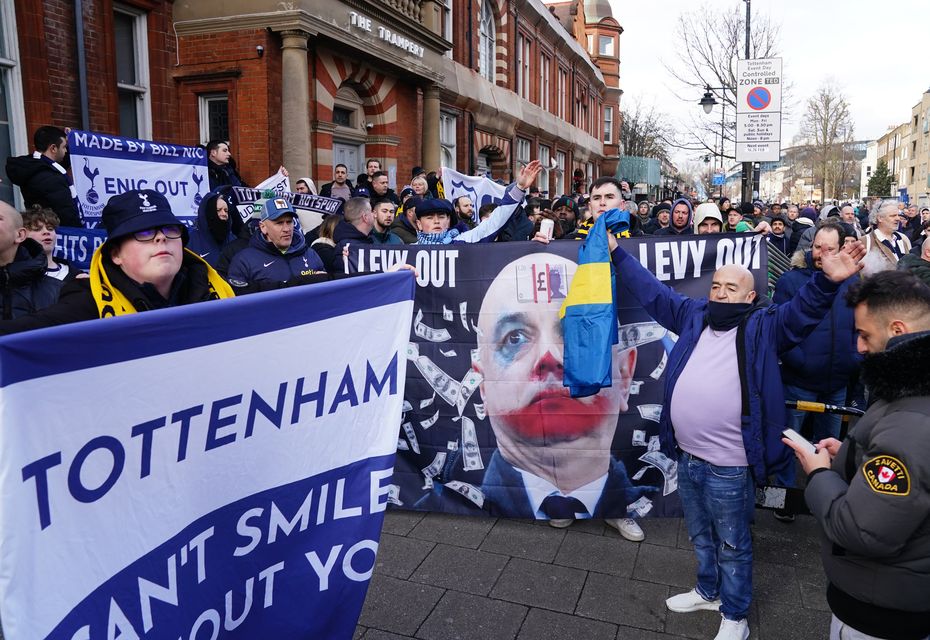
[0,273,415,640]
[347,234,767,520]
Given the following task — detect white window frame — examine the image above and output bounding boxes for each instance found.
[539,54,551,112]
[0,0,28,207]
[557,68,568,120]
[114,3,152,140]
[603,106,613,143]
[586,34,594,55]
[516,137,531,173]
[538,144,550,196]
[478,0,496,83]
[516,34,531,100]
[555,151,566,196]
[198,93,229,146]
[440,112,457,171]
[442,0,453,57]
[598,35,614,57]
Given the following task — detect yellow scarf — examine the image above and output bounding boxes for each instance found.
[89,246,234,318]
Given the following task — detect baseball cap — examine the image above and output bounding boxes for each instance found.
[261,197,295,221]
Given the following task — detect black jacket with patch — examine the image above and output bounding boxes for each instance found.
[805,330,930,639]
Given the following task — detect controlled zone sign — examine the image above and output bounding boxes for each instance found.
[0,272,415,640]
[735,58,782,162]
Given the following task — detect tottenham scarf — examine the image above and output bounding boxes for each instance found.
[89,247,234,318]
[559,208,630,398]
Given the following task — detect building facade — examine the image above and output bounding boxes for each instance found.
[1,0,622,206]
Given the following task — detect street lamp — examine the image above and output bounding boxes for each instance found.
[697,85,729,198]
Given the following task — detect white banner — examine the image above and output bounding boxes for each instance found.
[68,130,210,227]
[0,273,415,639]
[254,169,291,195]
[441,167,507,222]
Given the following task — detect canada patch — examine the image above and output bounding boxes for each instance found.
[862,455,910,496]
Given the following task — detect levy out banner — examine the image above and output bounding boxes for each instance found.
[68,130,210,227]
[227,186,342,233]
[347,234,767,520]
[441,168,507,221]
[0,272,415,640]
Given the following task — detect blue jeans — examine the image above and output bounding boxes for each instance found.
[677,451,755,621]
[776,384,847,487]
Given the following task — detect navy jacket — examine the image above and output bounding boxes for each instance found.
[331,219,373,273]
[187,188,237,267]
[1,239,64,319]
[612,245,842,483]
[416,449,654,518]
[6,155,82,227]
[226,227,325,289]
[773,253,860,393]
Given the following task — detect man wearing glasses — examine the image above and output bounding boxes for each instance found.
[0,189,233,334]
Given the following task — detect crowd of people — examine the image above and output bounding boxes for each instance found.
[1,126,929,640]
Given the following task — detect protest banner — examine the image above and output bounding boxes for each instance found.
[228,187,342,233]
[54,226,108,271]
[441,168,507,221]
[254,169,291,195]
[347,234,767,519]
[68,130,209,227]
[0,272,415,640]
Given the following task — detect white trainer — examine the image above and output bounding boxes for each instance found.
[665,588,722,613]
[606,518,645,542]
[714,616,749,640]
[547,518,574,529]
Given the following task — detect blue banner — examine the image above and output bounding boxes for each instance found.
[0,272,416,640]
[54,226,107,271]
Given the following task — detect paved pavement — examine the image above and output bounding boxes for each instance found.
[355,508,831,640]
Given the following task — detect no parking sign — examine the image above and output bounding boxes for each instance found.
[735,58,782,162]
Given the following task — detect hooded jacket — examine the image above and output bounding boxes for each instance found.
[805,330,930,638]
[653,198,693,236]
[611,244,842,484]
[774,251,860,393]
[1,238,64,319]
[389,213,418,244]
[331,218,374,273]
[5,155,82,227]
[188,188,238,267]
[226,226,325,289]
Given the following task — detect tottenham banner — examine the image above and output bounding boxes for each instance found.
[347,234,767,520]
[68,130,210,227]
[228,186,342,233]
[441,168,507,221]
[54,225,107,270]
[0,272,415,640]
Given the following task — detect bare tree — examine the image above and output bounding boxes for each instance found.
[620,98,673,162]
[800,82,855,200]
[662,3,786,159]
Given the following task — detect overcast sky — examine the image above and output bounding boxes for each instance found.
[611,0,929,165]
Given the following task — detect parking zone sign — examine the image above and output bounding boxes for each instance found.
[735,58,782,162]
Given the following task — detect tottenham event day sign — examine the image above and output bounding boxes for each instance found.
[347,234,768,520]
[67,130,211,227]
[735,58,783,163]
[0,272,415,640]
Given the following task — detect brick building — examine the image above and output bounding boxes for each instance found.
[1,0,622,205]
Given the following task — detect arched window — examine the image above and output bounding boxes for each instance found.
[478,0,496,83]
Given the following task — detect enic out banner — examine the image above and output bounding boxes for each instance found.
[0,273,415,640]
[348,234,767,520]
[68,130,210,227]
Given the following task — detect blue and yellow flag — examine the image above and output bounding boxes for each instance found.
[559,208,630,397]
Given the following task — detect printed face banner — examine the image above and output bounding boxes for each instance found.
[68,130,210,227]
[0,273,415,640]
[347,234,767,520]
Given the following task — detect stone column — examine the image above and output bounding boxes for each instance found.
[280,30,311,179]
[422,84,441,172]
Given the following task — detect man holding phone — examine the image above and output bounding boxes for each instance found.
[784,270,930,640]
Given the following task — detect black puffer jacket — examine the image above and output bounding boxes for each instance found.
[5,155,82,227]
[1,239,64,319]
